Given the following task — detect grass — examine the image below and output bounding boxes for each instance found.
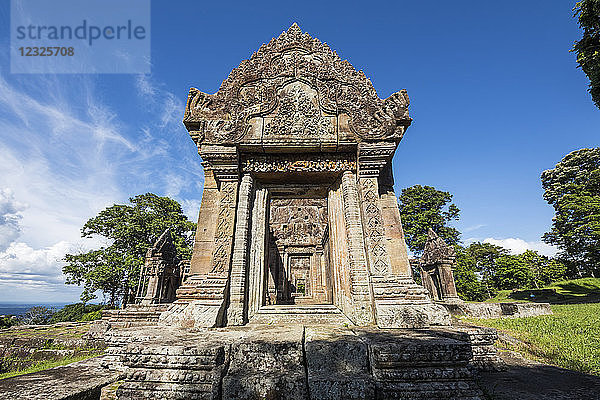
[0,323,91,338]
[465,303,600,376]
[0,352,103,380]
[483,278,600,304]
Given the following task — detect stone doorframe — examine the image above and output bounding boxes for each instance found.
[224,172,384,324]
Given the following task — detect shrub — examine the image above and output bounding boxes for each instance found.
[50,303,104,323]
[19,306,55,325]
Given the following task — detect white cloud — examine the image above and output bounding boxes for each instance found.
[481,237,558,257]
[0,188,27,251]
[0,70,203,302]
[160,93,184,130]
[180,199,201,222]
[135,74,156,97]
[463,223,486,233]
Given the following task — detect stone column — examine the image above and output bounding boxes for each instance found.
[227,173,255,325]
[340,170,375,325]
[247,186,269,319]
[327,180,353,314]
[378,163,412,276]
[357,143,395,278]
[188,169,220,276]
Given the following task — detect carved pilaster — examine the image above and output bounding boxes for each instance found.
[340,171,375,325]
[356,142,395,278]
[210,180,239,275]
[227,173,255,325]
[359,176,392,277]
[247,187,269,319]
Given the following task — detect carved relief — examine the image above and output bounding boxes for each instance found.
[264,83,334,137]
[269,198,328,247]
[210,181,238,274]
[360,177,391,276]
[242,154,356,173]
[183,23,411,145]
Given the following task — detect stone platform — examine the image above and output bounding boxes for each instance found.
[442,302,553,319]
[102,304,171,328]
[0,357,118,400]
[105,324,485,400]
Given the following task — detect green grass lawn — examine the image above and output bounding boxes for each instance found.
[484,278,600,304]
[0,353,103,380]
[465,302,600,376]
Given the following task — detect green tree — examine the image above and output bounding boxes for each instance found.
[573,0,600,108]
[541,148,600,277]
[462,242,509,298]
[519,250,567,288]
[63,193,196,307]
[494,255,534,290]
[453,246,488,301]
[398,185,460,255]
[493,251,567,290]
[49,303,107,323]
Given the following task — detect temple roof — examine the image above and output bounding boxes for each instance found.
[183,24,412,150]
[420,229,456,266]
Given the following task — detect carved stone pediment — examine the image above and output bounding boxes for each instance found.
[183,23,411,149]
[421,228,456,267]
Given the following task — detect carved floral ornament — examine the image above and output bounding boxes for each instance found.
[183,23,411,145]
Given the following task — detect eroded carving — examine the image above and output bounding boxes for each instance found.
[242,154,356,173]
[211,181,238,274]
[264,83,334,137]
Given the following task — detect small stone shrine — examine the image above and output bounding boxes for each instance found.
[419,228,462,303]
[135,229,182,305]
[158,22,450,329]
[99,25,500,400]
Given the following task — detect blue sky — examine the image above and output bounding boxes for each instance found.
[0,0,597,303]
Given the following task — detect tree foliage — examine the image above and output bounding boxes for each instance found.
[63,193,196,306]
[398,185,460,254]
[541,148,600,277]
[493,251,567,290]
[573,0,600,108]
[454,244,566,299]
[456,242,508,299]
[49,303,108,323]
[453,246,488,301]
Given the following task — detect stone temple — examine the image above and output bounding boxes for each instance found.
[97,24,511,400]
[159,22,449,330]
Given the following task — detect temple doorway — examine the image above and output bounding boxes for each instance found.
[265,195,333,305]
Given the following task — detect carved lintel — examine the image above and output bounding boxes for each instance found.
[242,154,356,174]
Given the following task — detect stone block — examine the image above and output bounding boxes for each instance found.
[222,325,307,400]
[304,326,375,400]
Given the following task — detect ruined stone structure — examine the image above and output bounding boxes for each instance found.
[135,229,181,305]
[159,23,449,330]
[419,229,461,303]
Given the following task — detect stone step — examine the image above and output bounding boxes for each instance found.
[110,326,484,400]
[102,305,170,327]
[249,305,354,325]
